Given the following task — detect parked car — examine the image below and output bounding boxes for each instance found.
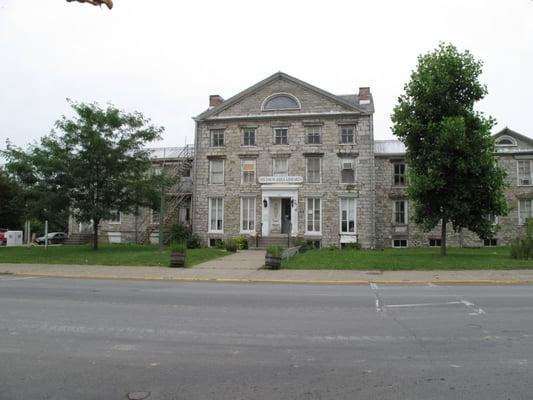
[35,232,68,245]
[0,229,7,246]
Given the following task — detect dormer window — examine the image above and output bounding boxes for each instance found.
[262,93,300,111]
[495,135,517,146]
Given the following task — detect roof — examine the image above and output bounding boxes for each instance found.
[195,71,373,121]
[148,146,194,161]
[338,94,374,113]
[374,140,406,155]
[493,127,533,146]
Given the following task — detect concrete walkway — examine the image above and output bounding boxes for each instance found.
[1,248,533,284]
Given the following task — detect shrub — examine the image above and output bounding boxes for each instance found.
[510,219,533,259]
[234,235,249,250]
[169,224,203,249]
[187,233,201,249]
[214,239,225,249]
[169,223,191,243]
[266,245,283,257]
[225,238,238,252]
[170,241,187,254]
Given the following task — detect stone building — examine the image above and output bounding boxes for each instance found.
[192,72,533,248]
[68,146,194,244]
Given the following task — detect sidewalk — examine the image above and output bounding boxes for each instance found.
[2,249,533,284]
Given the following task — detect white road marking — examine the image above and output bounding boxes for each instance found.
[460,299,486,315]
[0,276,38,281]
[370,283,378,290]
[385,301,462,308]
[427,283,437,287]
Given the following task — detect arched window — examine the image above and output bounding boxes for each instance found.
[495,136,516,146]
[262,93,300,111]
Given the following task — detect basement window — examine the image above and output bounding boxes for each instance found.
[392,239,407,248]
[483,238,498,247]
[428,238,441,247]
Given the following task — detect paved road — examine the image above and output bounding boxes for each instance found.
[0,276,532,400]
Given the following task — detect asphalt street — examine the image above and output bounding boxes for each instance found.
[0,276,532,400]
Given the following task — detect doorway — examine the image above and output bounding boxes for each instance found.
[281,198,291,234]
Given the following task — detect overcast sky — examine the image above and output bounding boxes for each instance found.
[0,0,532,152]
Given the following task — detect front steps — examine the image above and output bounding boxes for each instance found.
[249,234,293,249]
[64,233,93,245]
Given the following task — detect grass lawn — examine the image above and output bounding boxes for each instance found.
[282,247,533,270]
[0,244,229,267]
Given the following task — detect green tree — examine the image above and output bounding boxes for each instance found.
[391,43,508,256]
[3,101,164,249]
[0,168,25,230]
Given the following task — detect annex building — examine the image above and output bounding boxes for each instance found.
[191,72,533,249]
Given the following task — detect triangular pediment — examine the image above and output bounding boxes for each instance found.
[195,72,369,120]
[493,127,533,151]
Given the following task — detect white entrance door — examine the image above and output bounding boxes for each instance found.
[270,198,281,233]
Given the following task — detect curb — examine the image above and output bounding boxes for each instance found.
[7,271,533,285]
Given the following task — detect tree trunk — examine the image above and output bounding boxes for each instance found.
[93,219,99,251]
[440,217,447,256]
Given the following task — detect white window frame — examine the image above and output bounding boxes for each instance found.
[305,126,321,144]
[339,198,357,234]
[209,159,224,185]
[392,239,408,248]
[273,158,289,176]
[393,162,406,187]
[339,125,356,144]
[428,238,441,247]
[340,157,356,183]
[273,127,289,145]
[109,210,121,224]
[240,197,256,234]
[242,127,256,146]
[517,160,533,186]
[210,129,225,147]
[241,159,256,185]
[208,197,224,233]
[393,200,408,225]
[483,238,498,247]
[518,199,533,225]
[306,157,321,183]
[306,197,322,234]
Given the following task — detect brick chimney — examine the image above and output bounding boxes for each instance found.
[358,87,371,105]
[209,95,224,107]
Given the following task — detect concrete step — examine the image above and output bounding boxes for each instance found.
[64,233,92,245]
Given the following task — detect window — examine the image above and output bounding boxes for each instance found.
[340,126,355,144]
[109,210,121,224]
[486,214,498,225]
[496,136,516,146]
[242,128,256,146]
[519,199,533,225]
[394,200,407,225]
[484,238,498,247]
[209,159,224,184]
[306,157,321,183]
[340,158,355,183]
[518,160,533,186]
[241,159,256,184]
[209,197,224,232]
[273,128,288,145]
[306,126,321,144]
[211,129,225,147]
[240,197,255,232]
[181,166,191,177]
[263,94,300,110]
[429,238,441,247]
[393,162,406,186]
[306,198,321,233]
[273,158,289,176]
[393,239,408,248]
[151,209,160,224]
[340,198,356,234]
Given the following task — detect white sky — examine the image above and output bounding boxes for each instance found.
[0,0,532,151]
